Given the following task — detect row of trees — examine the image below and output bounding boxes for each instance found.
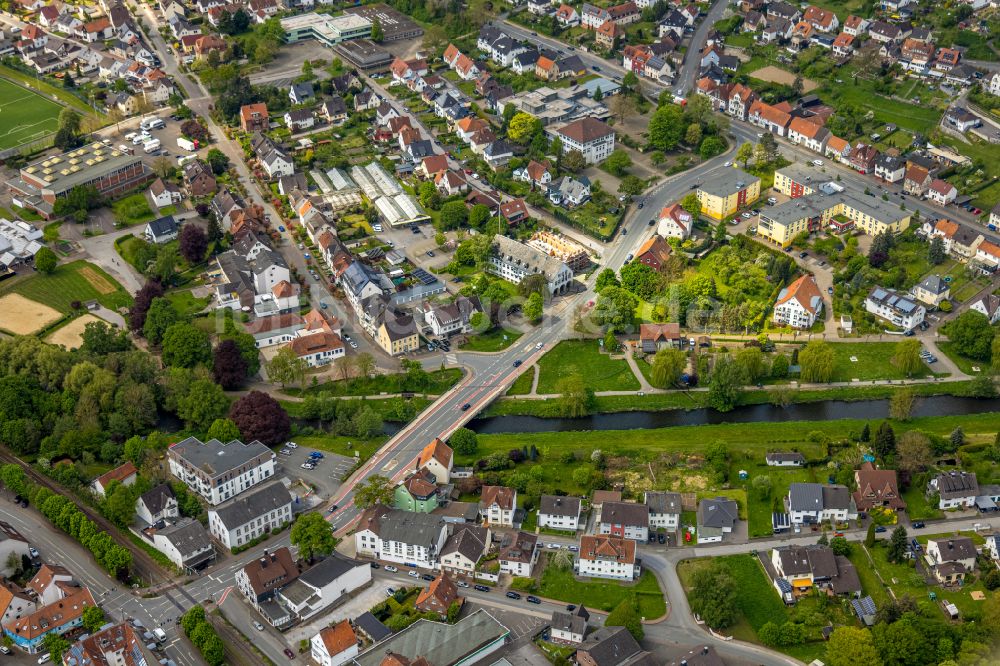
[180,606,225,666]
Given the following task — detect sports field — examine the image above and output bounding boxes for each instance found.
[0,77,63,150]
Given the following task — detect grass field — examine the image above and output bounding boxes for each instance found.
[537,564,666,618]
[0,260,132,313]
[828,342,934,382]
[461,328,523,352]
[111,193,156,227]
[0,77,63,150]
[535,340,640,394]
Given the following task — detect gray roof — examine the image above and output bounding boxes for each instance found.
[210,482,292,531]
[698,167,759,198]
[290,82,314,100]
[918,274,949,295]
[766,452,806,464]
[353,609,509,666]
[441,524,489,562]
[550,606,588,636]
[930,537,977,562]
[644,491,682,515]
[492,235,570,282]
[297,552,365,588]
[147,215,178,237]
[138,484,175,516]
[600,501,649,527]
[867,286,922,316]
[366,509,446,551]
[170,436,273,479]
[353,611,391,642]
[697,497,738,529]
[577,626,650,666]
[935,471,978,498]
[539,495,581,518]
[157,518,212,558]
[788,483,825,512]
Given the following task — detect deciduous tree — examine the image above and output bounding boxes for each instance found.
[896,431,931,474]
[736,142,754,167]
[557,375,593,417]
[290,512,337,562]
[267,346,307,388]
[799,341,835,383]
[353,474,395,509]
[945,311,994,361]
[650,348,686,388]
[213,339,248,389]
[206,418,241,442]
[826,627,882,666]
[161,322,211,368]
[891,339,923,377]
[228,390,290,446]
[450,427,478,455]
[34,247,57,274]
[688,562,738,629]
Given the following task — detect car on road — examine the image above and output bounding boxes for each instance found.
[0,646,9,654]
[912,521,925,529]
[724,161,732,167]
[422,574,435,581]
[304,253,311,259]
[648,219,655,226]
[875,526,887,533]
[834,532,844,537]
[279,449,291,456]
[298,243,304,250]
[28,547,39,559]
[741,211,753,219]
[328,504,338,513]
[513,360,522,367]
[536,342,544,350]
[461,403,471,411]
[349,340,358,349]
[253,621,264,631]
[799,252,808,258]
[474,584,490,592]
[385,565,398,572]
[278,226,285,232]
[426,250,435,257]
[636,202,643,209]
[827,287,834,294]
[658,533,666,544]
[284,649,295,659]
[591,65,601,71]
[472,173,480,180]
[566,604,576,611]
[904,329,915,337]
[526,596,541,604]
[626,254,633,262]
[457,580,469,588]
[812,159,824,166]
[506,591,521,599]
[568,545,578,552]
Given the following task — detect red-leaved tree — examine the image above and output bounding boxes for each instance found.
[228,390,290,446]
[178,224,208,264]
[213,339,248,390]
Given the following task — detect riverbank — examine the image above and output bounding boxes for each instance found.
[484,380,980,418]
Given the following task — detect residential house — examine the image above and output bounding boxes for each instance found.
[875,154,905,183]
[415,573,463,618]
[311,620,358,666]
[928,179,958,206]
[275,554,371,624]
[787,117,830,153]
[480,486,518,527]
[598,501,649,541]
[207,482,293,551]
[284,108,315,132]
[787,483,857,525]
[375,309,419,356]
[697,497,738,543]
[868,20,903,44]
[538,495,582,531]
[926,537,977,585]
[865,286,926,330]
[556,4,580,26]
[235,548,299,627]
[853,462,905,513]
[945,107,980,132]
[499,531,538,577]
[849,143,879,174]
[912,274,950,307]
[971,294,1000,324]
[3,588,96,654]
[551,117,615,164]
[0,581,34,636]
[183,159,217,196]
[25,565,76,607]
[550,606,589,645]
[904,164,932,195]
[91,462,137,498]
[929,471,978,510]
[766,452,807,468]
[769,545,862,602]
[439,525,490,576]
[289,82,314,105]
[0,524,30,578]
[513,160,552,188]
[144,215,179,244]
[150,178,183,208]
[645,491,681,531]
[657,202,693,239]
[489,234,573,295]
[575,626,652,666]
[639,322,682,353]
[423,295,482,337]
[135,484,178,526]
[417,438,453,484]
[168,435,276,505]
[146,518,215,573]
[772,274,823,329]
[832,32,855,57]
[394,469,439,514]
[843,15,869,36]
[576,535,639,581]
[288,331,345,367]
[548,176,591,208]
[634,235,672,271]
[696,168,760,220]
[803,6,838,32]
[354,506,449,568]
[925,219,984,262]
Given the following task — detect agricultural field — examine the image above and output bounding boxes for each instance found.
[0,260,132,313]
[0,293,62,334]
[0,77,63,150]
[44,314,103,349]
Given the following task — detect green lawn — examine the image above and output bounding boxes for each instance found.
[165,289,211,318]
[735,465,818,537]
[506,368,535,396]
[0,77,62,150]
[111,193,156,227]
[0,260,131,312]
[935,341,984,376]
[461,327,522,352]
[900,484,945,521]
[822,79,944,135]
[285,368,464,398]
[535,340,640,394]
[537,564,666,618]
[828,342,933,382]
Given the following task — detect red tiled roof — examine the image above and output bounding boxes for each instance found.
[776,274,822,314]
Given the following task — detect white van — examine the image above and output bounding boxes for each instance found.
[38,654,52,664]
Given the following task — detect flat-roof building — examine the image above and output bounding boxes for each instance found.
[696,168,760,220]
[343,3,423,41]
[168,436,276,506]
[333,38,393,73]
[281,12,372,46]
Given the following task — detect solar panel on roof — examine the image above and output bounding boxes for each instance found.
[776,579,793,593]
[872,288,887,300]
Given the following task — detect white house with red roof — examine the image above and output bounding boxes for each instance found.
[773,274,823,329]
[91,462,138,498]
[657,202,693,240]
[927,179,958,206]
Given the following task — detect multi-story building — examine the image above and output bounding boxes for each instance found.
[311,620,358,666]
[499,531,538,577]
[769,545,861,602]
[926,537,977,585]
[235,547,299,627]
[575,535,639,581]
[423,295,482,337]
[168,436,276,506]
[479,486,518,527]
[417,438,453,483]
[354,505,449,569]
[645,491,681,531]
[144,518,215,573]
[853,462,905,513]
[8,141,153,219]
[912,274,950,307]
[281,12,372,46]
[3,588,97,654]
[787,483,857,525]
[928,471,978,510]
[207,482,293,551]
[64,623,153,666]
[696,168,760,220]
[440,525,490,575]
[597,501,649,541]
[489,235,573,295]
[772,274,823,329]
[538,495,582,531]
[865,286,926,330]
[394,469,439,513]
[551,117,615,165]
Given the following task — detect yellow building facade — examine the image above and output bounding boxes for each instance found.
[696,168,761,220]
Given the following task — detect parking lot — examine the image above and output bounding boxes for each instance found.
[275,443,356,500]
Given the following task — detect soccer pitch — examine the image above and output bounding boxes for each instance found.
[0,77,63,150]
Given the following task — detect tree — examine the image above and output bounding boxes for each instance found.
[353,474,395,509]
[370,18,384,41]
[950,426,965,448]
[736,142,754,168]
[180,120,209,144]
[605,598,643,640]
[450,428,478,455]
[438,200,469,230]
[928,235,946,264]
[595,268,620,292]
[267,346,307,388]
[896,431,932,474]
[206,418,241,442]
[177,379,230,431]
[507,112,540,145]
[688,562,738,629]
[81,605,106,634]
[826,627,882,666]
[213,339,248,389]
[289,512,337,562]
[228,390,291,446]
[648,104,685,151]
[621,71,639,95]
[593,286,637,333]
[81,321,129,355]
[161,323,211,368]
[945,311,994,361]
[887,525,908,564]
[680,193,701,219]
[523,292,543,323]
[866,522,877,547]
[178,224,208,264]
[752,474,772,499]
[771,353,789,378]
[888,387,914,421]
[604,150,631,176]
[518,274,548,299]
[874,421,896,459]
[609,94,637,124]
[699,136,726,159]
[205,148,230,176]
[557,375,593,417]
[684,123,702,147]
[562,150,586,173]
[34,247,57,274]
[650,348,686,388]
[618,175,644,196]
[103,482,137,527]
[355,353,376,379]
[799,341,835,383]
[59,107,82,135]
[708,357,742,412]
[43,633,71,662]
[869,230,893,268]
[142,297,180,345]
[468,204,492,230]
[891,339,923,377]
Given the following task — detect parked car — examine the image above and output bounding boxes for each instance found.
[474,584,490,592]
[526,596,541,604]
[513,360,522,367]
[386,587,395,596]
[875,526,887,533]
[506,591,521,600]
[456,581,470,588]
[408,571,419,578]
[253,621,264,631]
[278,226,285,232]
[912,521,925,529]
[422,574,435,581]
[285,441,298,449]
[385,565,399,572]
[284,649,295,659]
[28,546,39,559]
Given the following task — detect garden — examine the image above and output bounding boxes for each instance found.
[533,560,666,619]
[111,193,157,228]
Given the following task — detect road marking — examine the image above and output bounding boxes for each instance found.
[383,458,399,472]
[446,353,457,364]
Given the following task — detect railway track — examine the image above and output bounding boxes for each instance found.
[0,449,168,586]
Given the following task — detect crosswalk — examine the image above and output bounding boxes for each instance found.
[445,353,457,365]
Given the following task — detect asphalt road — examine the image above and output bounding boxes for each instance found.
[674,0,731,96]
